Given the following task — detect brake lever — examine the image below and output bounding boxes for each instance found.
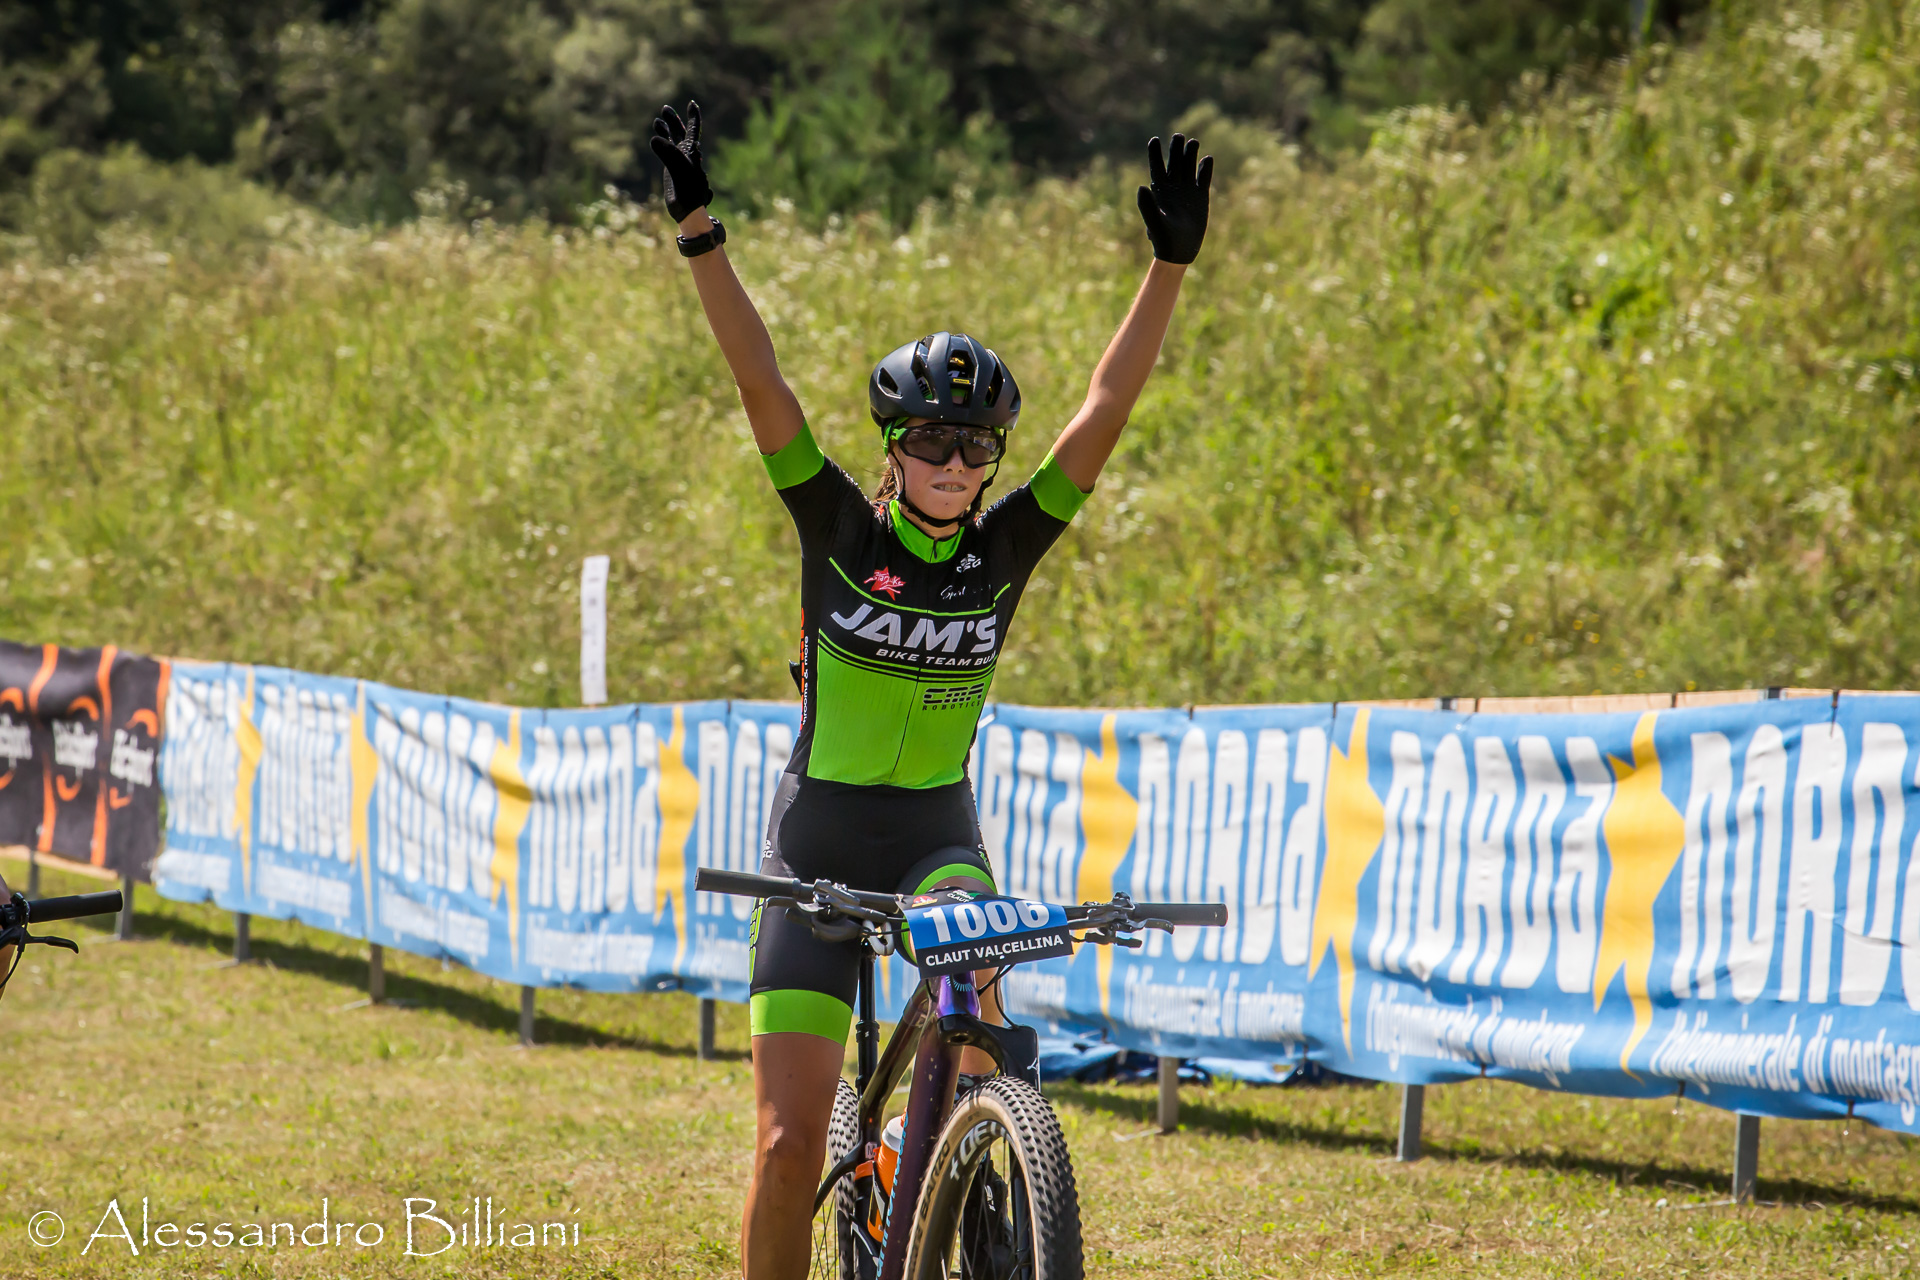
[808,916,865,944]
[0,926,77,953]
[1075,926,1143,949]
[811,882,897,927]
[780,899,863,943]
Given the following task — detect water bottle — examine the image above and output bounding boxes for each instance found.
[878,1113,905,1194]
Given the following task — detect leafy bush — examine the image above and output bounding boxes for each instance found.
[1167,103,1297,188]
[6,145,289,259]
[711,2,1007,226]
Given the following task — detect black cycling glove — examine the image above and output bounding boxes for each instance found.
[649,100,714,223]
[1136,133,1213,265]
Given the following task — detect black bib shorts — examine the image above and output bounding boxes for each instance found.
[746,772,996,1041]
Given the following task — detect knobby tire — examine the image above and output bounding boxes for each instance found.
[903,1076,1082,1280]
[822,1076,878,1280]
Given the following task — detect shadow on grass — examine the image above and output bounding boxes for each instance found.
[1051,1082,1395,1157]
[127,900,750,1062]
[1422,1139,1920,1215]
[1056,1081,1920,1215]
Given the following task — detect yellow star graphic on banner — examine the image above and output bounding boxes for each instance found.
[1308,708,1385,1052]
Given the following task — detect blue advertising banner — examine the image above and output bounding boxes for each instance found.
[972,704,1326,1070]
[152,667,1920,1133]
[1316,697,1920,1133]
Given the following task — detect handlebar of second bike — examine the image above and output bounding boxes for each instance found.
[693,867,1227,928]
[0,890,124,931]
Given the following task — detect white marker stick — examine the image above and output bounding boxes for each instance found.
[579,554,609,706]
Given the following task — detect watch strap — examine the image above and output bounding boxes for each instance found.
[676,217,726,258]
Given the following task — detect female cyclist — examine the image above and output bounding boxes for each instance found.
[649,101,1212,1278]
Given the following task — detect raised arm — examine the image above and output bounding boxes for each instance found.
[1051,134,1213,491]
[651,102,805,456]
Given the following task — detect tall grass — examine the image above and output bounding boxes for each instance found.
[4,0,1918,708]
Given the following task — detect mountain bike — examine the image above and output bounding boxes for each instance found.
[695,866,1226,1280]
[0,888,126,995]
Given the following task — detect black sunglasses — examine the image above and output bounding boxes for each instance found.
[893,423,1006,468]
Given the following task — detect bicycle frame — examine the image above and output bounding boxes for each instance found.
[819,942,1038,1280]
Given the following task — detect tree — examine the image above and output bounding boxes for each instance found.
[710,0,1005,226]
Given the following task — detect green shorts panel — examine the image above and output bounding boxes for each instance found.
[750,989,854,1042]
[911,861,997,895]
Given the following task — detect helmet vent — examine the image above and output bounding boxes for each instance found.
[946,346,975,406]
[876,368,901,399]
[983,362,1004,408]
[910,340,934,399]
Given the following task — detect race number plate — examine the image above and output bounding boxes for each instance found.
[903,890,1075,974]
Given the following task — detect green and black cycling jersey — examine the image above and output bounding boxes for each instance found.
[763,423,1090,789]
[746,422,1089,1042]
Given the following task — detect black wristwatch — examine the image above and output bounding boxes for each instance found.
[676,217,726,258]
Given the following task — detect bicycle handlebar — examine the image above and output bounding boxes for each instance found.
[692,868,1227,928]
[695,868,903,913]
[0,890,124,930]
[694,868,803,899]
[1131,903,1229,927]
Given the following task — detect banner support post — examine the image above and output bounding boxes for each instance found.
[233,912,250,962]
[520,986,537,1046]
[1398,1085,1427,1162]
[115,873,135,940]
[26,848,38,897]
[1157,1056,1180,1132]
[1398,687,1449,1167]
[699,997,717,1060]
[369,943,385,1003]
[1733,1114,1761,1202]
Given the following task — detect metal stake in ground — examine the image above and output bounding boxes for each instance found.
[1398,1084,1426,1162]
[1158,1056,1180,1133]
[115,873,135,940]
[698,997,717,1060]
[1733,1114,1761,1203]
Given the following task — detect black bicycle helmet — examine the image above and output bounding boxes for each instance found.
[868,331,1020,434]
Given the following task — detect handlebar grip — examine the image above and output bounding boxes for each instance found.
[1135,902,1229,927]
[694,868,801,899]
[25,891,125,924]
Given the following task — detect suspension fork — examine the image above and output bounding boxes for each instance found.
[878,971,977,1280]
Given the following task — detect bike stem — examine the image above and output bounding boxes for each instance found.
[877,973,978,1279]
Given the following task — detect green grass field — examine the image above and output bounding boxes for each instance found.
[6,857,1920,1279]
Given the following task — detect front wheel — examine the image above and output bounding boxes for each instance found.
[903,1076,1082,1280]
